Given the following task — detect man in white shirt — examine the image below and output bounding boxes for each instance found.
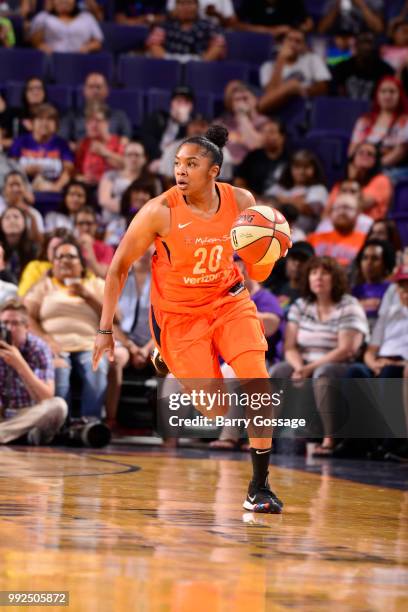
[258,27,331,114]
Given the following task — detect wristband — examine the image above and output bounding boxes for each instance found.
[98,329,113,335]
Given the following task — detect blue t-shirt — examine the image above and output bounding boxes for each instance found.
[352,281,390,330]
[10,133,74,181]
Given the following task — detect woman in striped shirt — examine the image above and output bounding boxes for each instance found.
[270,256,369,457]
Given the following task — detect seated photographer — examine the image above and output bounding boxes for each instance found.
[270,256,368,457]
[24,239,108,420]
[0,299,67,445]
[105,247,155,429]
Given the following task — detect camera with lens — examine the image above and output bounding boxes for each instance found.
[59,417,111,448]
[0,321,12,345]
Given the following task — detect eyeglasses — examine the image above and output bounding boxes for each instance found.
[55,254,80,261]
[1,320,25,327]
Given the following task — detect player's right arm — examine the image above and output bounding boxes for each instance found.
[92,197,170,369]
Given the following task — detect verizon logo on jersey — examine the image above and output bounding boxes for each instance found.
[183,271,223,285]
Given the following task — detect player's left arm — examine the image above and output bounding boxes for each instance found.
[232,187,289,282]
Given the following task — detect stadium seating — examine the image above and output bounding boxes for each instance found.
[225,31,273,65]
[5,82,73,112]
[117,56,182,90]
[0,48,47,82]
[185,60,250,95]
[309,96,370,137]
[76,86,145,128]
[51,52,114,85]
[392,179,408,215]
[146,88,215,119]
[101,23,148,55]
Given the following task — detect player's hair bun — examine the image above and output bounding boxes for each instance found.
[206,125,229,149]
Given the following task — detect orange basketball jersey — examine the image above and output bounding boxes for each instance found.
[151,182,243,312]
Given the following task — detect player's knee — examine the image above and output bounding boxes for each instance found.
[230,351,269,378]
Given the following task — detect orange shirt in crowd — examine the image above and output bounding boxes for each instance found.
[308,229,366,266]
[325,174,393,221]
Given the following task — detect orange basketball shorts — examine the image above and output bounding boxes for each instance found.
[149,292,267,379]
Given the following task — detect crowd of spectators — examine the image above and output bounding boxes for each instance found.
[0,0,407,461]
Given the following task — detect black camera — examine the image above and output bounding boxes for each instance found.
[0,322,12,345]
[60,417,111,448]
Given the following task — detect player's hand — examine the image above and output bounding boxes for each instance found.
[282,240,293,258]
[93,333,114,371]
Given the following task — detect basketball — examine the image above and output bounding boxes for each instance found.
[230,205,291,265]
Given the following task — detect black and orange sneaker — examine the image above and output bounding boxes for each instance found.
[151,347,169,377]
[243,479,283,514]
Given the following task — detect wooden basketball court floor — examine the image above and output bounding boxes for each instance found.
[0,445,407,612]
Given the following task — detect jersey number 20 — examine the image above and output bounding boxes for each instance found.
[193,245,223,274]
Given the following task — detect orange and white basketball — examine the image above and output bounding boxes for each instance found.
[230,205,291,265]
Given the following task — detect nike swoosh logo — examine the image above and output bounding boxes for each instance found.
[178,222,193,229]
[255,449,271,454]
[248,495,257,503]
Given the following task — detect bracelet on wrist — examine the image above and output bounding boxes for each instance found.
[97,329,113,335]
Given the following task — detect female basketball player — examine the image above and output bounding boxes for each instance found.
[93,126,286,513]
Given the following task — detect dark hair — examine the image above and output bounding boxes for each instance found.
[120,175,158,218]
[390,18,408,37]
[74,205,97,222]
[3,170,29,193]
[179,124,228,172]
[37,228,74,261]
[348,141,382,185]
[279,203,299,224]
[0,206,38,279]
[264,117,286,137]
[22,77,47,114]
[58,180,92,216]
[32,103,59,123]
[301,256,349,303]
[354,238,396,284]
[279,149,326,189]
[366,218,402,252]
[51,0,80,17]
[53,238,87,277]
